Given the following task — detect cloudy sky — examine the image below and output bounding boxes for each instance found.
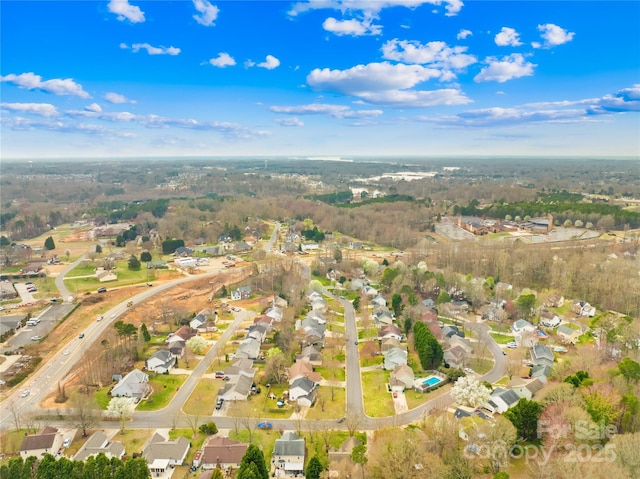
[1,0,639,159]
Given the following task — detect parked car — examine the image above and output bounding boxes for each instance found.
[30,335,42,341]
[79,333,85,339]
[336,416,346,424]
[64,349,71,355]
[96,316,103,322]
[464,368,475,374]
[257,422,273,430]
[507,342,518,348]
[62,438,71,448]
[214,371,225,379]
[21,390,30,398]
[97,287,107,293]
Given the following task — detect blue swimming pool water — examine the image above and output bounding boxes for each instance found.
[422,376,442,387]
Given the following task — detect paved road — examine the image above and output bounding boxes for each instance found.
[54,254,88,300]
[264,222,280,253]
[341,297,364,416]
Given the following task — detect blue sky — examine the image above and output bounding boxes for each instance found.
[1,0,639,159]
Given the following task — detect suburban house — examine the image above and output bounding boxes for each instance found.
[530,344,555,367]
[572,301,596,317]
[444,345,468,369]
[511,319,536,335]
[143,433,190,474]
[218,370,255,401]
[295,345,323,366]
[362,285,378,297]
[19,427,63,459]
[390,364,415,389]
[508,377,545,400]
[224,358,255,379]
[381,337,403,352]
[531,364,553,383]
[421,298,435,309]
[197,436,248,470]
[169,340,186,358]
[145,350,175,374]
[265,306,284,322]
[74,431,125,461]
[442,325,465,339]
[545,295,564,308]
[235,338,261,360]
[110,369,150,399]
[539,311,561,328]
[231,286,252,301]
[383,347,408,370]
[371,294,387,307]
[328,436,363,467]
[94,267,117,282]
[374,309,394,326]
[247,323,270,343]
[484,388,521,414]
[448,335,474,354]
[288,359,322,384]
[174,246,193,257]
[272,432,305,477]
[557,325,581,344]
[377,324,403,341]
[288,376,318,405]
[168,326,198,344]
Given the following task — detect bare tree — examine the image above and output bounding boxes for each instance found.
[345,412,361,437]
[70,393,101,437]
[184,413,201,436]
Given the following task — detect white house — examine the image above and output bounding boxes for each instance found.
[143,433,190,474]
[272,432,305,477]
[110,369,150,399]
[145,350,175,374]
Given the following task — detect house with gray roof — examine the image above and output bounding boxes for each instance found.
[484,388,521,414]
[530,344,555,367]
[273,432,305,476]
[218,370,254,401]
[557,325,580,344]
[289,376,317,404]
[295,345,323,366]
[74,431,125,461]
[110,369,150,399]
[235,338,261,360]
[390,364,415,389]
[531,364,552,383]
[145,350,175,374]
[443,345,467,369]
[383,347,408,370]
[143,432,190,474]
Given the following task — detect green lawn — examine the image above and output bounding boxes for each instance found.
[467,357,494,374]
[65,262,153,292]
[405,383,453,410]
[315,366,345,382]
[67,261,98,277]
[305,387,345,420]
[489,332,514,344]
[183,378,219,416]
[361,369,394,417]
[488,323,511,333]
[94,386,112,409]
[114,429,152,455]
[136,374,188,411]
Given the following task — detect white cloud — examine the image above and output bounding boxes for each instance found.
[536,23,575,48]
[128,43,181,56]
[322,17,382,36]
[457,29,472,40]
[381,39,477,71]
[0,72,90,98]
[193,0,219,26]
[474,54,536,83]
[495,27,522,47]
[66,109,139,122]
[209,52,236,68]
[108,0,145,23]
[257,55,280,70]
[85,103,102,112]
[1,102,59,117]
[270,103,383,118]
[288,0,463,18]
[587,84,640,114]
[307,61,471,107]
[274,117,305,127]
[104,92,135,104]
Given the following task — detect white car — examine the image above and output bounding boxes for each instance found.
[63,349,71,355]
[464,368,475,374]
[21,390,30,398]
[30,335,42,341]
[97,316,103,321]
[507,342,518,349]
[63,438,71,448]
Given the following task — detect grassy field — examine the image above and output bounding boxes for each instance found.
[305,387,345,420]
[65,265,154,293]
[467,357,494,374]
[315,366,345,382]
[115,429,152,455]
[488,322,511,333]
[136,374,188,411]
[404,383,452,410]
[490,332,515,344]
[183,378,219,416]
[67,261,99,277]
[361,369,394,417]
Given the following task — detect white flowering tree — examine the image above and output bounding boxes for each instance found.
[186,335,208,355]
[451,376,491,409]
[106,396,135,434]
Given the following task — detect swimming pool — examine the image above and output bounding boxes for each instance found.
[422,376,442,387]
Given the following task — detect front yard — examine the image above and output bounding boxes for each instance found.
[361,369,394,417]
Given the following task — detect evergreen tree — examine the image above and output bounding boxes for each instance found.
[305,456,324,479]
[44,236,55,250]
[503,399,542,441]
[95,244,102,254]
[140,251,152,262]
[140,323,151,343]
[238,444,268,479]
[128,255,141,271]
[237,462,261,479]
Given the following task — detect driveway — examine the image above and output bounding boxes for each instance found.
[392,391,409,414]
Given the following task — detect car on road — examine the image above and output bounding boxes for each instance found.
[507,342,518,348]
[79,333,85,339]
[21,390,30,398]
[97,316,103,322]
[232,307,240,312]
[110,313,116,319]
[64,349,71,355]
[63,438,71,448]
[464,368,475,374]
[354,340,359,345]
[257,422,273,430]
[336,416,345,424]
[97,287,107,293]
[30,335,42,341]
[214,371,225,379]
[215,397,224,410]
[146,282,153,287]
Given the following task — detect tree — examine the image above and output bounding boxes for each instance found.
[44,236,55,250]
[106,397,135,434]
[351,444,368,479]
[140,250,152,262]
[199,422,218,435]
[413,322,443,370]
[128,255,141,271]
[70,392,100,437]
[140,323,151,343]
[352,296,360,311]
[436,290,451,305]
[618,357,640,381]
[95,244,102,254]
[503,398,542,441]
[306,455,324,479]
[186,335,208,355]
[238,444,269,479]
[264,347,289,384]
[516,293,536,320]
[451,376,491,408]
[64,248,71,261]
[391,293,403,317]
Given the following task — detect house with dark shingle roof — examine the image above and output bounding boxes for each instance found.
[20,427,62,459]
[557,325,580,344]
[145,350,175,374]
[198,436,248,470]
[530,344,555,367]
[74,431,125,461]
[143,432,190,474]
